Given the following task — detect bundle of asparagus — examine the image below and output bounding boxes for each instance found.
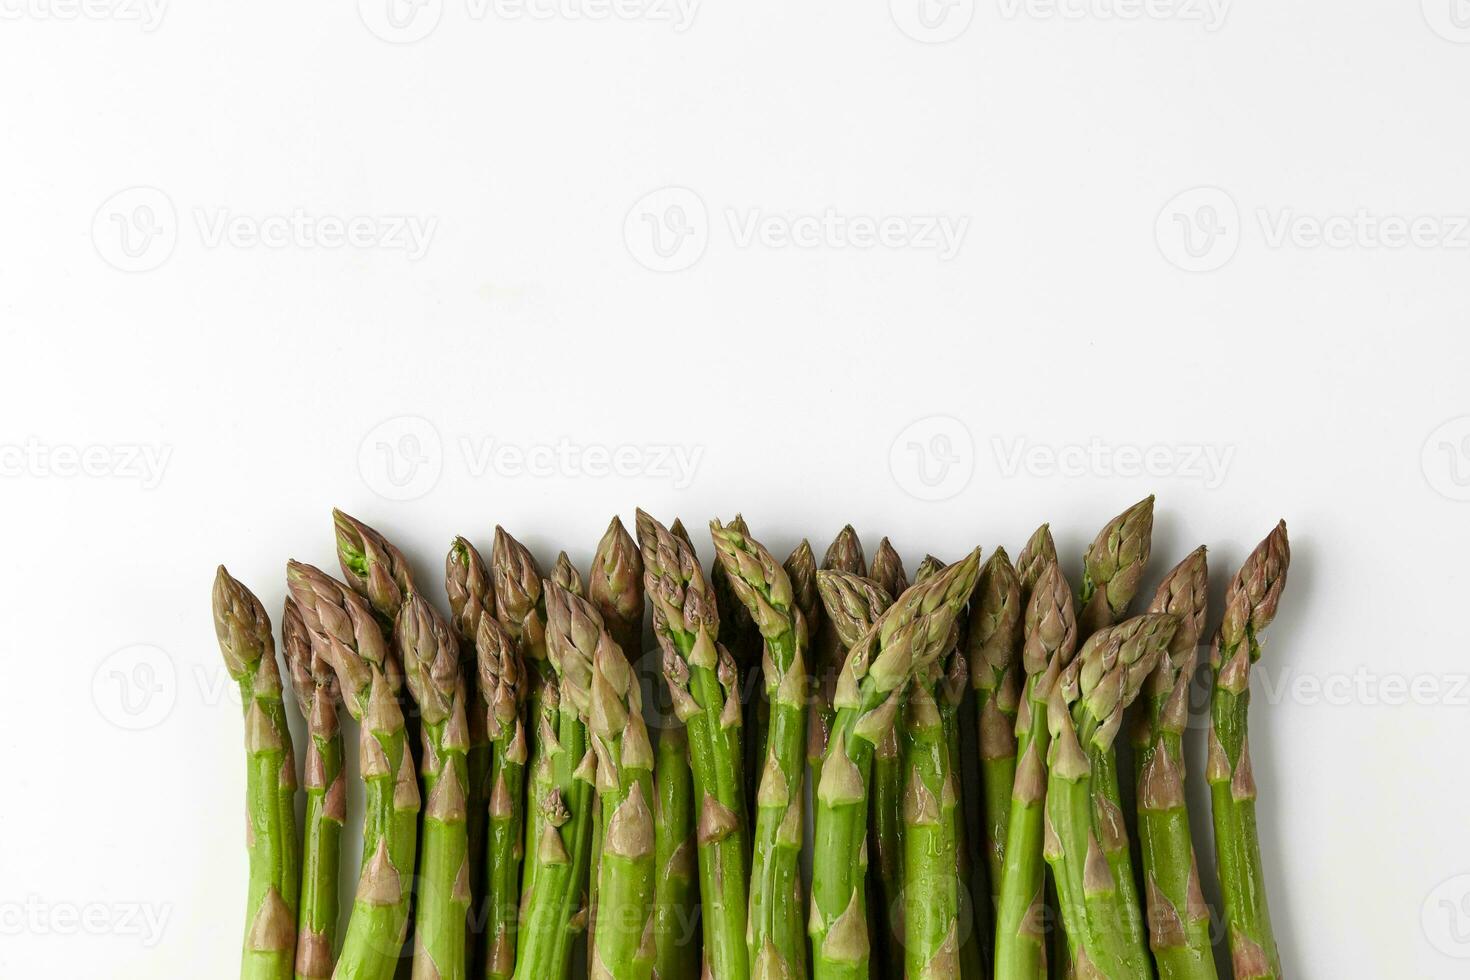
[213,504,1292,980]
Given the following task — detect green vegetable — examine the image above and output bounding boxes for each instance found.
[214,568,300,980]
[282,597,344,980]
[288,561,418,980]
[1135,547,1218,980]
[636,511,749,980]
[809,553,980,980]
[1209,522,1290,980]
[710,518,810,979]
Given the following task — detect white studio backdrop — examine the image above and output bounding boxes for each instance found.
[2,1,1469,977]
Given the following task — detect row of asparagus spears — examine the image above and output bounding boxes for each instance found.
[212,498,1291,980]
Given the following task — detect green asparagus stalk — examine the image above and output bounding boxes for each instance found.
[813,569,897,974]
[489,528,553,933]
[589,516,645,664]
[916,555,985,980]
[588,516,645,968]
[1078,497,1155,638]
[653,725,700,980]
[1208,522,1290,980]
[809,551,980,980]
[1044,614,1177,980]
[446,537,497,979]
[635,510,750,980]
[1014,524,1057,599]
[1077,497,1157,978]
[711,515,763,820]
[808,526,867,771]
[654,517,703,980]
[993,558,1075,980]
[783,541,820,643]
[282,597,344,980]
[863,539,907,980]
[514,579,599,980]
[586,606,658,980]
[288,561,418,980]
[1134,548,1217,980]
[214,568,300,980]
[901,659,962,980]
[474,612,528,980]
[1013,524,1067,980]
[710,519,810,980]
[395,597,472,980]
[334,509,417,627]
[966,548,1022,922]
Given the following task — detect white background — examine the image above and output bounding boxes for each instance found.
[2,0,1468,976]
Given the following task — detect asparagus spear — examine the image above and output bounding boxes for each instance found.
[1134,548,1217,980]
[474,612,528,980]
[783,541,820,645]
[652,724,701,980]
[901,656,963,980]
[589,516,645,664]
[993,558,1075,980]
[1208,522,1290,980]
[1078,497,1155,638]
[710,518,810,979]
[966,548,1022,922]
[288,561,418,980]
[651,519,702,980]
[863,539,907,980]
[446,538,497,979]
[334,509,417,625]
[283,597,344,980]
[1077,497,1157,977]
[808,527,867,770]
[635,510,750,980]
[394,597,472,980]
[588,516,645,967]
[809,551,981,980]
[586,602,657,980]
[514,579,599,980]
[915,555,985,980]
[1013,524,1067,978]
[1044,614,1177,979]
[489,528,553,933]
[1014,524,1058,598]
[711,515,763,806]
[214,568,300,980]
